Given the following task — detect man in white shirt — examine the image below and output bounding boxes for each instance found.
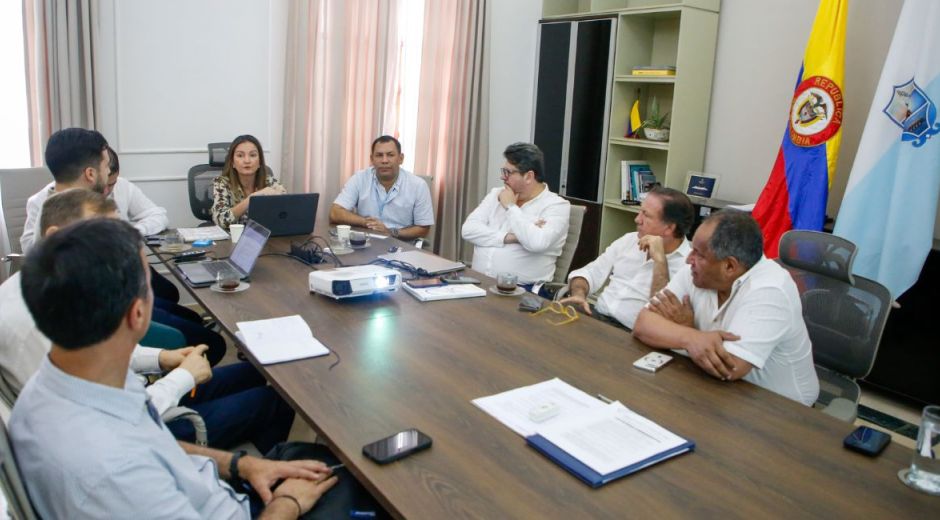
[330,135,434,239]
[633,210,820,405]
[10,218,353,519]
[561,187,694,329]
[20,129,168,253]
[461,142,570,283]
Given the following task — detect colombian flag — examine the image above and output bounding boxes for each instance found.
[625,98,642,138]
[752,0,847,258]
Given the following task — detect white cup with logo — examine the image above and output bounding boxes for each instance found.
[229,224,245,243]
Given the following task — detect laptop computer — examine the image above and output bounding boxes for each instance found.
[177,220,272,287]
[248,193,319,237]
[378,250,465,276]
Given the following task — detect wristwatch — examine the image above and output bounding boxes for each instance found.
[229,450,248,486]
[390,228,400,238]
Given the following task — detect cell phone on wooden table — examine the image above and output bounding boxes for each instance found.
[362,428,432,464]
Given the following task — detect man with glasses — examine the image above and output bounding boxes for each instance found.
[330,135,434,240]
[559,187,694,329]
[462,142,570,285]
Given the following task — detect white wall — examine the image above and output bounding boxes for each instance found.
[95,0,288,229]
[485,0,543,191]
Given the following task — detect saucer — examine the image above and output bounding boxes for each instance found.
[209,281,250,293]
[489,286,526,297]
[327,247,354,255]
[160,243,191,253]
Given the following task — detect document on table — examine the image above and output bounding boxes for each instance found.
[177,225,230,242]
[472,378,605,437]
[532,401,692,477]
[236,315,330,364]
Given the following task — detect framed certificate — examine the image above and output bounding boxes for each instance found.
[684,172,719,200]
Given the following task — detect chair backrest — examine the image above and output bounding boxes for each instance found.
[553,204,587,283]
[0,168,52,255]
[778,230,891,379]
[187,165,222,221]
[0,405,39,520]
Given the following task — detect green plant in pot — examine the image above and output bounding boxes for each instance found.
[643,97,670,142]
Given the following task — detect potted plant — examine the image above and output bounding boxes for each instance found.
[642,97,670,142]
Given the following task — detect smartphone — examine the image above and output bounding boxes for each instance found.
[843,426,890,456]
[405,277,445,289]
[362,428,432,464]
[442,276,480,284]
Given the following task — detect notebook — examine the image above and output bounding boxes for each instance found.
[378,250,465,276]
[177,220,271,287]
[248,193,319,237]
[403,282,486,302]
[235,315,330,364]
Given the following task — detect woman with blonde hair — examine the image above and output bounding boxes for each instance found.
[211,134,285,228]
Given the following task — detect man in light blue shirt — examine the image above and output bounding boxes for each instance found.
[9,219,360,519]
[330,135,434,239]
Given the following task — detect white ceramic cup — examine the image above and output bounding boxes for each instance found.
[229,224,245,243]
[336,225,351,241]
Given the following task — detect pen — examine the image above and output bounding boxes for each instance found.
[328,463,344,471]
[597,394,613,404]
[190,386,197,399]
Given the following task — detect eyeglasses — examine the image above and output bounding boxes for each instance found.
[531,301,579,326]
[499,167,523,179]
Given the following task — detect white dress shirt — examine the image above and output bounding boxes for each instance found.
[462,186,570,283]
[568,232,690,329]
[20,177,168,253]
[333,167,434,230]
[10,358,249,519]
[0,273,193,413]
[663,259,820,406]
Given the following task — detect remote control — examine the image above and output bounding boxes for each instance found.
[528,402,560,423]
[633,352,673,373]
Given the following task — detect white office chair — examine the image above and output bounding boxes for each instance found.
[0,400,38,520]
[1,168,52,282]
[552,204,586,284]
[415,174,434,250]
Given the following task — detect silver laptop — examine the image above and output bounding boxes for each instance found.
[378,250,465,276]
[177,220,271,287]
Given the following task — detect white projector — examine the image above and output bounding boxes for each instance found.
[308,265,401,299]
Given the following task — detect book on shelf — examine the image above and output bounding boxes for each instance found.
[631,65,676,76]
[620,161,651,203]
[637,171,659,201]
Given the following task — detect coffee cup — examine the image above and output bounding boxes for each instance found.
[229,224,245,243]
[349,231,367,247]
[496,272,518,294]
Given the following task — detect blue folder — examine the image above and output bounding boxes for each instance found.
[526,434,695,488]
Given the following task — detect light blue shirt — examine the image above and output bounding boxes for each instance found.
[9,357,250,519]
[333,167,434,230]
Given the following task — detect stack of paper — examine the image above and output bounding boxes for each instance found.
[177,226,230,242]
[235,315,330,364]
[473,378,694,487]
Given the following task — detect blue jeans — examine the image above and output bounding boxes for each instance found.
[152,297,227,366]
[167,362,294,453]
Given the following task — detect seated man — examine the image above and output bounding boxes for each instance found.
[461,142,570,284]
[20,128,167,253]
[330,135,433,239]
[11,218,380,518]
[632,210,820,406]
[561,187,694,329]
[1,189,293,451]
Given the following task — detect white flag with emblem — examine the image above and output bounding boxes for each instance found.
[833,0,940,299]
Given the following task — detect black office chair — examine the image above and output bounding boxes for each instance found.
[187,143,229,223]
[777,230,892,422]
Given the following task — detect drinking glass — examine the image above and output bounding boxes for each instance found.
[496,272,518,294]
[216,270,241,292]
[899,405,940,495]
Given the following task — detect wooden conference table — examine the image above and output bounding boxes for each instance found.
[162,231,936,519]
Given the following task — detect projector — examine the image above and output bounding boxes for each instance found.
[309,265,401,299]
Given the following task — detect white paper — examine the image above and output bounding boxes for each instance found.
[235,315,330,364]
[535,402,688,476]
[472,378,605,437]
[177,226,230,242]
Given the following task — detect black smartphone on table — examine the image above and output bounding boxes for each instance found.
[362,428,432,464]
[843,426,891,456]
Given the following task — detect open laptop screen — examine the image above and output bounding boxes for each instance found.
[230,220,271,274]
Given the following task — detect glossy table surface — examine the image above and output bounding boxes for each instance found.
[160,232,938,519]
